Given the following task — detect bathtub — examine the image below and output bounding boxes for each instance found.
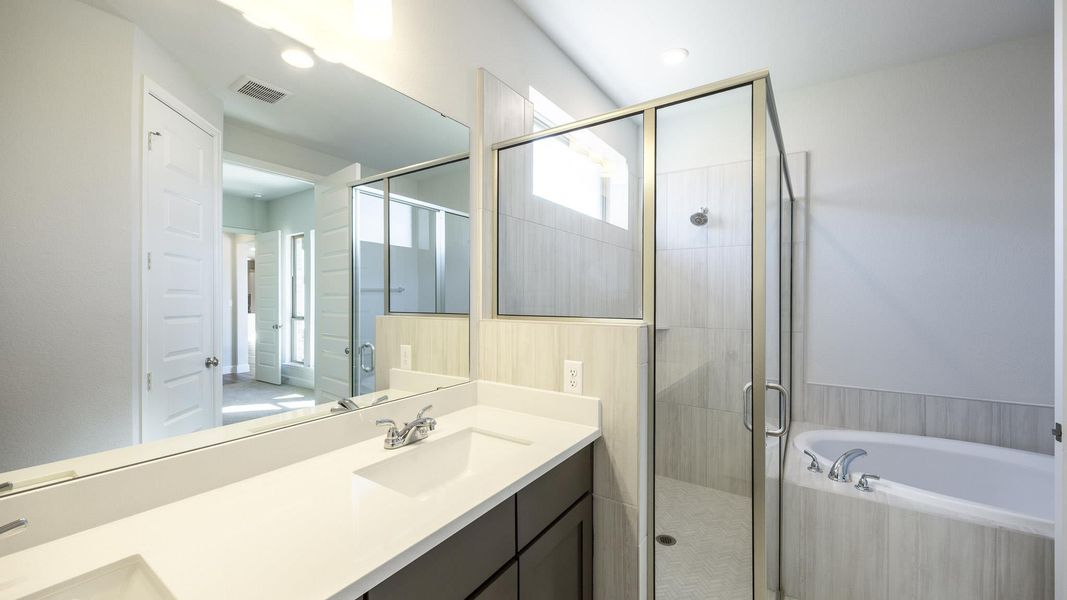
[791,428,1053,537]
[783,427,1054,600]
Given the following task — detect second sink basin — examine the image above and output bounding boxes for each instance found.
[22,555,175,600]
[354,427,532,499]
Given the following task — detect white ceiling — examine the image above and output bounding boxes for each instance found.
[222,163,313,200]
[89,0,468,172]
[513,0,1053,107]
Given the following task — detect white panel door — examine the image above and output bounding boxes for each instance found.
[143,93,217,442]
[315,164,359,403]
[255,230,283,385]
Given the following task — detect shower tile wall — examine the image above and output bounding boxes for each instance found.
[655,151,807,496]
[655,159,753,496]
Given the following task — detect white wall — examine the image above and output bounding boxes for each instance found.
[778,35,1054,406]
[0,0,137,471]
[0,0,225,472]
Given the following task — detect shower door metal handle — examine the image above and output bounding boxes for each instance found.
[742,381,791,437]
[358,342,375,373]
[742,382,754,432]
[766,383,790,438]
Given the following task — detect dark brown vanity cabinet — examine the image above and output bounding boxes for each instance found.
[364,445,593,600]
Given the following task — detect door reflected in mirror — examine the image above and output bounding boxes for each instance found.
[0,0,470,496]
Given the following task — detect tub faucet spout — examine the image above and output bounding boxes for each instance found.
[828,448,867,483]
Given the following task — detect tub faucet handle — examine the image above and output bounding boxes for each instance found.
[802,450,821,473]
[855,473,880,492]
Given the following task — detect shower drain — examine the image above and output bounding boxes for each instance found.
[655,534,677,546]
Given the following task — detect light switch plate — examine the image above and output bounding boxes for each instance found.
[400,345,412,370]
[564,360,583,395]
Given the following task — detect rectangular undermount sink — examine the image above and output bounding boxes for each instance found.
[22,555,175,600]
[354,427,532,499]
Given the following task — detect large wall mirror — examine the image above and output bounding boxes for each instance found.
[0,0,470,496]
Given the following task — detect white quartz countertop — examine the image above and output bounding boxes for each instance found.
[0,391,601,599]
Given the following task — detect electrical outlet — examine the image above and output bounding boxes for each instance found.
[564,360,583,395]
[400,345,412,370]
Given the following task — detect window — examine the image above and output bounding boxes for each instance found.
[528,87,631,230]
[290,233,306,364]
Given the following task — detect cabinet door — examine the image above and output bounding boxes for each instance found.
[470,561,518,600]
[518,494,592,600]
[366,497,515,600]
[516,446,592,550]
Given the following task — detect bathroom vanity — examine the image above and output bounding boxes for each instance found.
[366,445,592,600]
[0,383,600,599]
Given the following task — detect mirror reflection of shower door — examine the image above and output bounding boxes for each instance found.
[353,181,386,396]
[388,200,439,313]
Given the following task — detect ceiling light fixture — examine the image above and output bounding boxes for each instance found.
[353,0,393,40]
[661,47,689,66]
[281,48,315,69]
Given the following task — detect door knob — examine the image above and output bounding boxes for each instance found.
[205,356,219,368]
[272,324,282,330]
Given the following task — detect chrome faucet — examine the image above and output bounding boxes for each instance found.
[377,405,437,450]
[332,398,361,413]
[827,448,867,483]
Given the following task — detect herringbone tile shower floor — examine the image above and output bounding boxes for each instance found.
[655,476,752,600]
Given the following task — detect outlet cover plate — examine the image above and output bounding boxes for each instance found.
[564,359,583,395]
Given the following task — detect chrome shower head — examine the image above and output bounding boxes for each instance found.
[690,207,709,226]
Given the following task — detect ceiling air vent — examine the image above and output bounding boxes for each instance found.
[230,76,292,104]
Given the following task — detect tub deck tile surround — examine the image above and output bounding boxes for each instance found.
[781,482,889,600]
[887,506,997,599]
[995,528,1056,600]
[799,383,1054,454]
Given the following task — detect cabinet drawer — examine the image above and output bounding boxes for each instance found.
[366,496,515,600]
[518,494,593,600]
[516,446,592,549]
[470,561,518,600]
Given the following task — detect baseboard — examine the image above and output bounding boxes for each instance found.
[281,374,314,389]
[223,364,251,375]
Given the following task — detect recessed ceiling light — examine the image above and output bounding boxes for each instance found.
[242,12,273,29]
[281,48,315,69]
[253,193,263,198]
[661,48,689,66]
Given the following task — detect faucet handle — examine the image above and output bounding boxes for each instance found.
[375,418,398,433]
[855,473,880,492]
[802,450,822,473]
[416,405,433,419]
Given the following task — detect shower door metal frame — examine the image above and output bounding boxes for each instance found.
[348,152,470,395]
[489,70,796,600]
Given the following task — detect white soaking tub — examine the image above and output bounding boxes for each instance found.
[792,428,1053,536]
[783,426,1054,600]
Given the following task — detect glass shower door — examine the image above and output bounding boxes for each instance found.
[653,77,793,600]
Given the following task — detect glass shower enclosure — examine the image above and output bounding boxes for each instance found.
[351,156,470,395]
[492,71,795,599]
